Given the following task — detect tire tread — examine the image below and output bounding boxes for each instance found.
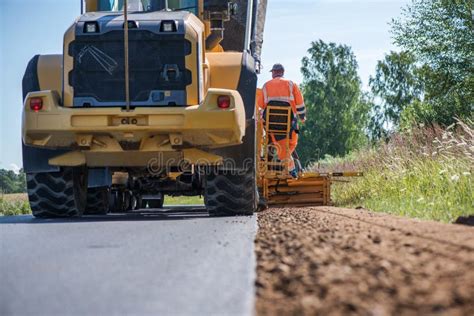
[27,168,86,218]
[205,170,256,216]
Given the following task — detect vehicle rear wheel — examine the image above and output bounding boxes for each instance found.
[126,192,137,211]
[26,167,87,218]
[109,189,124,213]
[122,191,132,211]
[143,193,164,209]
[148,198,164,209]
[135,195,143,210]
[205,169,257,216]
[257,190,268,212]
[85,187,109,215]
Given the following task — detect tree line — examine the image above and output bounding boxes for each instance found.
[0,169,26,194]
[298,0,473,165]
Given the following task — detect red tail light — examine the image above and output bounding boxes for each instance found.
[29,98,43,112]
[217,95,231,109]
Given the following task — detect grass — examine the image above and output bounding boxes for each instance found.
[0,193,203,216]
[165,195,204,205]
[315,120,473,223]
[0,194,30,216]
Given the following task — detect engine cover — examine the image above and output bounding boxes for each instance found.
[67,11,196,107]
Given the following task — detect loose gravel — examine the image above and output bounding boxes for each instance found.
[255,207,474,315]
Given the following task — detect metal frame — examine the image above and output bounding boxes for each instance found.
[244,0,254,51]
[262,105,292,179]
[256,102,363,207]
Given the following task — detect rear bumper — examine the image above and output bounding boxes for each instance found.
[22,89,246,167]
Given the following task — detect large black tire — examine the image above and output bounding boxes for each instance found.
[147,197,164,209]
[26,167,88,218]
[257,191,268,212]
[108,189,124,213]
[85,187,109,215]
[135,195,143,210]
[122,191,132,211]
[205,169,257,216]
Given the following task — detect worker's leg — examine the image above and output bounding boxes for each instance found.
[278,132,298,161]
[289,132,298,155]
[288,132,299,177]
[275,136,296,174]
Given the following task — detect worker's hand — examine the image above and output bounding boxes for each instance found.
[300,119,306,124]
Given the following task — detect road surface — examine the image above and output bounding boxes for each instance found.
[0,206,257,316]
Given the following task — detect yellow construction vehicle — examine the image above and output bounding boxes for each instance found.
[21,0,357,218]
[22,0,268,217]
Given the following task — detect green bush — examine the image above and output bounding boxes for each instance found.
[0,198,31,216]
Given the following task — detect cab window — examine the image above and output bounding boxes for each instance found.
[97,0,198,14]
[168,0,198,14]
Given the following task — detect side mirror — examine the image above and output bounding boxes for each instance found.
[228,2,238,17]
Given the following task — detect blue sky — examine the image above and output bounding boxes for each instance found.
[0,0,409,170]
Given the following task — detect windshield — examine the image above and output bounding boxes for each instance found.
[97,0,198,14]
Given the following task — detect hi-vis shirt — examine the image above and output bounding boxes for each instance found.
[257,77,306,121]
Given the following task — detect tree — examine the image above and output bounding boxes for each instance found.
[391,0,474,126]
[298,40,369,165]
[0,169,26,194]
[368,51,423,139]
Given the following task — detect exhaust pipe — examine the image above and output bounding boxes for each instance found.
[204,1,239,51]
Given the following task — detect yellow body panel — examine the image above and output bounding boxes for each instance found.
[62,24,76,107]
[184,14,204,104]
[23,89,246,167]
[85,0,98,12]
[49,148,223,168]
[207,52,243,90]
[37,55,62,93]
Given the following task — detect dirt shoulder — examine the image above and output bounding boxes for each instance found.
[255,207,474,315]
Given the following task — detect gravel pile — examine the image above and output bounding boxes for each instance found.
[255,207,474,315]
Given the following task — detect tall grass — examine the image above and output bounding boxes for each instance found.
[0,197,30,216]
[316,120,473,223]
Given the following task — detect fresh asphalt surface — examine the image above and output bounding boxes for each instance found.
[0,206,258,316]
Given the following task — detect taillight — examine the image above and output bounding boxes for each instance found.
[29,98,43,112]
[217,95,231,109]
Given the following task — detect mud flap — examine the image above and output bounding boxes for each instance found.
[22,144,65,173]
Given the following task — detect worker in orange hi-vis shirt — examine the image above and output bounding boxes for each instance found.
[257,63,307,178]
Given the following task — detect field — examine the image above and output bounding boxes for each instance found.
[165,195,204,205]
[0,193,203,216]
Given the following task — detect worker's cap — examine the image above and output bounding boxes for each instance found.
[270,63,285,72]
